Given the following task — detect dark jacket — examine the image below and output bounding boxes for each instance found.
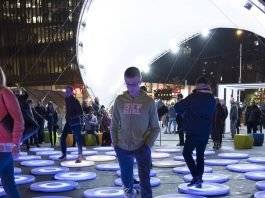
[174,91,216,139]
[212,103,227,141]
[245,105,261,124]
[46,108,58,127]
[34,105,46,122]
[65,96,83,123]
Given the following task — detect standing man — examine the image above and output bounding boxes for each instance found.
[174,77,216,188]
[176,93,184,146]
[34,101,46,144]
[230,99,238,138]
[59,86,84,163]
[111,67,160,198]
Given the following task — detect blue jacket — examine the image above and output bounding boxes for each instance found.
[174,91,216,139]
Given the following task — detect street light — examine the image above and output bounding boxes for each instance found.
[236,30,243,84]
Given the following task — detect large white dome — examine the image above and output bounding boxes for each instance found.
[76,0,265,106]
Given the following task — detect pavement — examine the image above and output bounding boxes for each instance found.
[15,127,264,198]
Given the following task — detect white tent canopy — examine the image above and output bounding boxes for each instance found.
[76,0,265,106]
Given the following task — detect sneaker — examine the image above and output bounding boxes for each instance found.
[58,155,66,160]
[75,155,84,163]
[124,189,137,198]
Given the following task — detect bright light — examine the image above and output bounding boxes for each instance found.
[201,29,210,37]
[77,0,265,106]
[236,29,243,36]
[135,56,150,73]
[169,39,180,54]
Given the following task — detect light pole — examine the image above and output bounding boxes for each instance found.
[236,30,243,102]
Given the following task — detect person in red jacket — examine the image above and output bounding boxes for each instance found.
[0,67,24,198]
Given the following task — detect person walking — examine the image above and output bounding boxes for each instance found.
[245,101,261,134]
[111,67,160,198]
[59,86,84,163]
[46,101,58,147]
[0,67,24,198]
[174,77,216,188]
[230,99,238,138]
[176,93,185,146]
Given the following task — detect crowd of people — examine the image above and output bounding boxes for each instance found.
[1,64,265,198]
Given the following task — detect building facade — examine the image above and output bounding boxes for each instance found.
[0,0,84,88]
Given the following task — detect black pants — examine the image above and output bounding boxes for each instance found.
[183,135,207,180]
[37,120,44,143]
[178,130,185,145]
[247,122,258,134]
[48,125,57,146]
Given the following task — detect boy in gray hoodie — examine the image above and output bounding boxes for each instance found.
[111,67,160,198]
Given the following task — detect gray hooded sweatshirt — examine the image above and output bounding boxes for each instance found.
[110,90,160,151]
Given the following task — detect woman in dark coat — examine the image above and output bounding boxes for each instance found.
[212,98,227,150]
[46,101,58,147]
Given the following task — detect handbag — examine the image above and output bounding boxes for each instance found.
[0,96,14,133]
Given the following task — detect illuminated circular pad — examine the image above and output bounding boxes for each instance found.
[193,150,215,156]
[60,160,95,168]
[116,169,156,177]
[49,154,78,160]
[67,147,86,152]
[104,151,116,156]
[55,171,96,181]
[30,147,54,152]
[14,167,22,174]
[96,163,120,171]
[245,171,265,181]
[218,153,249,159]
[0,186,5,196]
[21,160,55,167]
[178,182,230,196]
[173,166,212,174]
[255,191,265,198]
[19,152,28,156]
[86,155,116,162]
[153,160,185,168]
[256,181,265,190]
[174,156,196,162]
[226,163,265,173]
[31,166,69,175]
[36,151,61,156]
[247,157,265,164]
[155,148,181,153]
[14,155,42,162]
[155,194,206,198]
[30,181,78,192]
[0,175,35,185]
[33,196,71,198]
[84,187,124,198]
[205,159,239,166]
[70,150,98,156]
[114,177,160,187]
[183,173,229,183]
[151,152,170,159]
[93,147,114,152]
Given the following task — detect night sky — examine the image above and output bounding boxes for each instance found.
[143,28,265,87]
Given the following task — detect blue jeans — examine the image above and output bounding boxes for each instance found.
[115,145,152,198]
[182,135,207,180]
[61,122,83,155]
[0,152,20,198]
[168,117,177,133]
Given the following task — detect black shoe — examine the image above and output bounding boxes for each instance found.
[177,143,184,146]
[133,178,140,184]
[194,178,203,188]
[58,155,66,160]
[187,177,198,187]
